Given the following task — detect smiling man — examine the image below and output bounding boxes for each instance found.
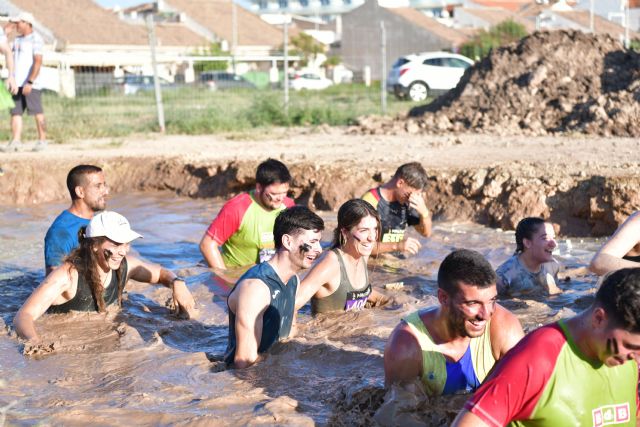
[200,158,294,270]
[383,249,523,395]
[44,165,109,275]
[225,206,324,368]
[453,267,640,427]
[362,162,432,256]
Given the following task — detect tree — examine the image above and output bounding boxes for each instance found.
[289,32,325,67]
[460,20,528,60]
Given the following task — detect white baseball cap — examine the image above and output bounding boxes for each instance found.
[10,12,35,25]
[86,211,142,244]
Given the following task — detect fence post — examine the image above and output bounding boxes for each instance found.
[283,16,289,117]
[380,20,387,115]
[146,14,165,133]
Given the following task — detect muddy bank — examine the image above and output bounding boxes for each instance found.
[2,153,639,237]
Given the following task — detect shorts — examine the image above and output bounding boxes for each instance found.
[11,87,43,115]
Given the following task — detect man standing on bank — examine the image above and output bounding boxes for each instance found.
[1,12,46,152]
[44,165,109,275]
[362,162,432,256]
[225,206,324,368]
[200,159,295,270]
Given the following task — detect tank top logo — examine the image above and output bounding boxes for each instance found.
[592,403,630,427]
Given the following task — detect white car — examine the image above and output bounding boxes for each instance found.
[387,52,473,102]
[289,73,333,91]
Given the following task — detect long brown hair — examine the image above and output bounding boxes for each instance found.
[332,199,381,249]
[65,227,127,312]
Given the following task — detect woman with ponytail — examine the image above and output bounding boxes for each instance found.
[14,211,195,342]
[495,217,561,296]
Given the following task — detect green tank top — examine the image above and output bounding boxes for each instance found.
[403,309,495,396]
[311,248,371,314]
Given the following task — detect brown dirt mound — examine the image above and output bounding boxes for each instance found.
[351,30,640,137]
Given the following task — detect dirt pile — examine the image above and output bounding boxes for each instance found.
[351,30,640,136]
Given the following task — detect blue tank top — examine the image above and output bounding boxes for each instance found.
[224,262,298,365]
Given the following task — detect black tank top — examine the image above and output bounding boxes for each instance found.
[311,248,371,314]
[48,258,128,314]
[623,254,640,263]
[224,261,298,365]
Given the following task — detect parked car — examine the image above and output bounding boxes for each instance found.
[199,71,256,90]
[387,52,473,102]
[114,75,175,95]
[289,72,333,91]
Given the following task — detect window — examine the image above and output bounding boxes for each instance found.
[445,58,471,69]
[423,58,443,66]
[300,0,309,6]
[279,0,289,7]
[259,0,268,9]
[392,57,410,68]
[320,0,330,5]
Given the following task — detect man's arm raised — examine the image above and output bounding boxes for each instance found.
[231,279,270,368]
[383,321,423,387]
[590,212,640,275]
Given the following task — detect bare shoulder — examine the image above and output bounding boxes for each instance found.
[490,304,524,356]
[491,304,522,330]
[384,320,423,385]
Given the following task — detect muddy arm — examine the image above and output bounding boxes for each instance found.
[199,234,227,270]
[590,212,640,275]
[231,279,270,368]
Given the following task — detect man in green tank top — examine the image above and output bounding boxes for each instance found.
[384,249,524,396]
[453,267,640,427]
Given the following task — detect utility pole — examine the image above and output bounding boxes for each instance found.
[625,0,630,48]
[232,0,238,73]
[380,20,387,115]
[590,0,595,33]
[146,14,165,133]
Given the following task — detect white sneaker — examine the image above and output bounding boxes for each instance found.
[32,140,47,152]
[1,140,21,152]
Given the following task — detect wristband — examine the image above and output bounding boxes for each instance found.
[26,80,33,85]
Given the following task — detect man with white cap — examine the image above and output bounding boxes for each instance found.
[1,11,46,152]
[14,211,196,342]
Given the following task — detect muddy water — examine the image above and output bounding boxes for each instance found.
[0,192,604,426]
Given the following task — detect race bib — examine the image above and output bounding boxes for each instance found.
[259,231,276,263]
[382,229,405,243]
[344,284,372,311]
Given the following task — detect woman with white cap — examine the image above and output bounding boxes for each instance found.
[14,211,196,342]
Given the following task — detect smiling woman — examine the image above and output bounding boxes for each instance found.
[495,217,561,296]
[13,211,196,344]
[295,199,388,314]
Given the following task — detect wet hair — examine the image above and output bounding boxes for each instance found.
[256,159,291,187]
[273,206,324,251]
[67,165,103,200]
[595,268,640,333]
[393,162,428,190]
[438,249,497,296]
[64,227,126,313]
[332,199,381,249]
[515,217,546,254]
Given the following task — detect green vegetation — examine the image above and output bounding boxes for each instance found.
[289,32,325,67]
[630,39,640,51]
[0,85,415,143]
[192,42,229,73]
[460,20,528,60]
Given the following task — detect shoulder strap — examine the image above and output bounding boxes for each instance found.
[403,310,447,396]
[469,318,496,382]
